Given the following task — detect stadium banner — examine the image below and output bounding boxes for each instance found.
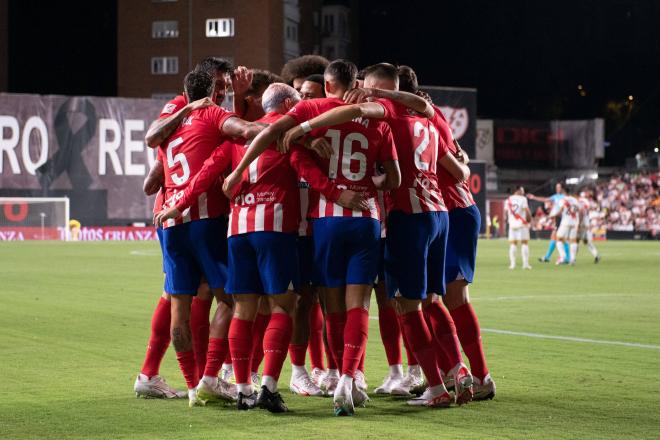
[0,226,159,241]
[468,160,487,234]
[0,93,166,225]
[420,86,477,159]
[476,119,494,164]
[493,118,605,169]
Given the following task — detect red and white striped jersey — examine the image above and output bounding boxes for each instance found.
[377,190,393,238]
[298,178,312,237]
[160,105,235,228]
[377,99,450,214]
[159,94,187,118]
[286,98,398,221]
[176,112,342,237]
[550,195,580,227]
[432,106,475,211]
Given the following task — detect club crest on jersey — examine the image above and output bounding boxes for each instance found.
[162,103,177,114]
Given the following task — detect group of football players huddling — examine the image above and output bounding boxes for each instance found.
[133,54,496,416]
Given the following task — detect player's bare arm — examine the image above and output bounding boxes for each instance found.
[281,102,385,149]
[372,160,401,190]
[345,87,434,118]
[230,66,253,117]
[439,152,470,183]
[220,116,267,140]
[144,97,214,148]
[223,115,298,195]
[143,159,164,195]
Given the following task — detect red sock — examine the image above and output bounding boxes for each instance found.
[423,301,463,369]
[262,313,293,380]
[141,296,171,377]
[204,337,229,378]
[228,318,253,385]
[423,312,452,373]
[342,308,369,378]
[450,303,489,380]
[325,311,346,371]
[224,350,232,365]
[308,302,325,370]
[398,314,418,366]
[326,341,338,370]
[399,310,442,387]
[190,297,212,379]
[379,305,402,366]
[288,343,307,367]
[175,350,198,389]
[358,349,366,372]
[250,313,270,373]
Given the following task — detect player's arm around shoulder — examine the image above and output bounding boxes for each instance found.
[145,97,213,148]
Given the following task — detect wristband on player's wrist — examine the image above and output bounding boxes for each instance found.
[300,121,313,133]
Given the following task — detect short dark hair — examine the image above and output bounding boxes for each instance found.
[280,55,329,85]
[324,59,358,89]
[361,63,399,83]
[184,70,214,101]
[246,69,284,97]
[397,65,419,93]
[305,74,325,86]
[194,57,233,76]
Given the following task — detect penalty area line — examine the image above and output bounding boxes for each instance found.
[367,316,660,350]
[480,328,660,350]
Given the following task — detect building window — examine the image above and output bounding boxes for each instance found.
[323,14,334,34]
[285,18,298,42]
[151,57,178,75]
[206,18,235,37]
[152,21,179,38]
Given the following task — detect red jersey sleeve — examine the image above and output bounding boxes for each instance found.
[285,100,316,125]
[205,106,238,134]
[175,141,233,211]
[289,145,343,202]
[376,98,398,122]
[159,95,186,119]
[377,123,398,162]
[432,112,454,160]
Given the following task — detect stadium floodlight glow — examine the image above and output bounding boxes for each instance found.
[588,172,598,180]
[565,177,580,185]
[655,147,659,153]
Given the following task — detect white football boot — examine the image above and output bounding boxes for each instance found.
[392,365,425,396]
[320,369,340,395]
[310,367,326,387]
[134,373,187,399]
[354,369,368,392]
[472,374,496,401]
[448,363,474,405]
[333,376,355,416]
[195,376,237,404]
[406,384,452,407]
[219,363,234,383]
[290,368,324,397]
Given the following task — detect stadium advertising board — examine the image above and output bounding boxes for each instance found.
[493,118,604,168]
[420,86,477,159]
[0,93,165,225]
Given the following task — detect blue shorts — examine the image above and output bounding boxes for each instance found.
[162,217,228,295]
[385,210,448,300]
[156,227,165,273]
[297,236,315,287]
[226,231,299,295]
[375,238,386,286]
[313,217,380,288]
[446,205,480,284]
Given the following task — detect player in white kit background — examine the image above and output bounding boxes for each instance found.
[505,186,532,270]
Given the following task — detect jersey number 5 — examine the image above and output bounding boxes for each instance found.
[166,137,190,185]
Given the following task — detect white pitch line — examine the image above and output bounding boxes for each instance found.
[367,316,660,350]
[480,328,660,350]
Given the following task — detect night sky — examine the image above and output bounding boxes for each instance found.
[7,0,660,164]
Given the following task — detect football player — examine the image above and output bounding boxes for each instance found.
[505,186,532,270]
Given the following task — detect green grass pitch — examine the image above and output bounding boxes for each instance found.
[1,239,659,439]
